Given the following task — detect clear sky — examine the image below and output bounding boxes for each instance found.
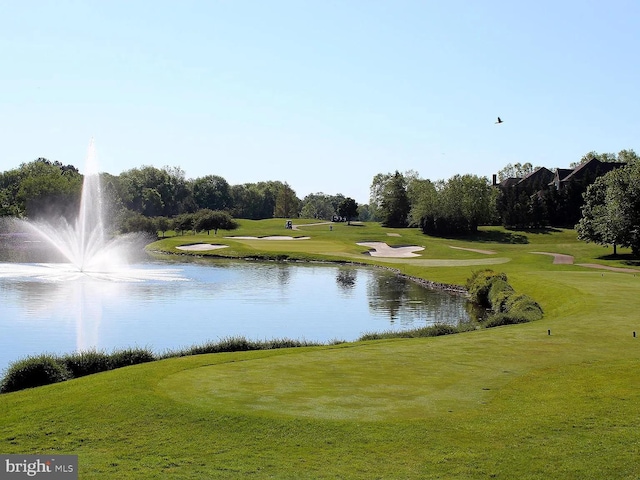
[1,1,639,204]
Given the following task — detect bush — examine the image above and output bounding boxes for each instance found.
[0,354,71,393]
[484,313,531,327]
[504,294,543,321]
[466,270,508,307]
[487,278,515,313]
[60,349,112,378]
[358,323,462,341]
[109,348,155,368]
[466,270,543,328]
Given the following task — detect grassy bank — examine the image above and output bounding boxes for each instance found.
[1,220,639,478]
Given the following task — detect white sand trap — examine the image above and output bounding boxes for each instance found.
[449,246,496,255]
[176,244,229,252]
[531,252,574,264]
[357,242,424,258]
[386,233,401,237]
[225,236,310,240]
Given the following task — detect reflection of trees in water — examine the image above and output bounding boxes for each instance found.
[275,264,291,286]
[366,274,408,321]
[335,268,357,293]
[367,273,474,326]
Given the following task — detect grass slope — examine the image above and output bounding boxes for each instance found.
[2,221,640,479]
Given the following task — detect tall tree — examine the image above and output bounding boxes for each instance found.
[577,163,640,255]
[496,162,535,182]
[192,175,231,211]
[379,171,410,228]
[7,158,83,219]
[300,193,335,220]
[274,182,300,218]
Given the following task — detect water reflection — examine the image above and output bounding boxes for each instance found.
[0,260,477,371]
[336,268,357,292]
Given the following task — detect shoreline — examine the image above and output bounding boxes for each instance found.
[147,248,470,296]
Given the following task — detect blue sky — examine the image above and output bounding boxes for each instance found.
[1,1,639,204]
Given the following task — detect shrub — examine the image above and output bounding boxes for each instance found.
[60,349,112,378]
[484,313,531,327]
[504,294,543,321]
[466,270,508,307]
[358,323,462,341]
[466,270,543,328]
[0,354,71,393]
[487,278,515,313]
[109,348,155,368]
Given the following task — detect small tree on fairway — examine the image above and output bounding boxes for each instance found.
[172,213,195,235]
[194,209,238,235]
[155,216,170,238]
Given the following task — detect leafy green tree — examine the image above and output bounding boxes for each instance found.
[118,166,193,217]
[274,182,300,218]
[356,204,372,221]
[496,162,535,182]
[415,175,496,235]
[300,193,335,219]
[229,184,261,219]
[141,188,164,216]
[192,175,231,211]
[337,197,358,225]
[194,209,238,235]
[172,213,195,235]
[577,163,640,255]
[119,211,158,236]
[369,172,392,221]
[570,149,636,168]
[379,171,410,228]
[6,158,83,219]
[154,217,171,238]
[408,178,438,228]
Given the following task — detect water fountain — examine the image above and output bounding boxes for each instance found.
[0,140,476,371]
[0,140,184,359]
[0,139,183,282]
[27,138,115,272]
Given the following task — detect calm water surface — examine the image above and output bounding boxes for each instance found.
[0,258,475,371]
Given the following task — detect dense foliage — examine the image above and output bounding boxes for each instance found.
[0,161,364,233]
[2,147,638,245]
[577,160,640,255]
[466,269,543,326]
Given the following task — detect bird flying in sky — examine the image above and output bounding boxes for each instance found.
[495,117,503,124]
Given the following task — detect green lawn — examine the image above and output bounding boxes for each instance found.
[2,221,640,479]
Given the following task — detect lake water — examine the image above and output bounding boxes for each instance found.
[0,258,476,372]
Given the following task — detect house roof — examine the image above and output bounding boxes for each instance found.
[560,158,625,184]
[517,167,554,186]
[499,177,521,188]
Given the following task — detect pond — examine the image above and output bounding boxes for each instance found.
[0,257,477,372]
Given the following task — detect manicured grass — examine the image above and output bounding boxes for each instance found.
[2,221,640,478]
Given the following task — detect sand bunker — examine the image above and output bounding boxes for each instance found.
[225,236,311,240]
[357,242,424,258]
[531,252,574,264]
[449,246,496,255]
[176,244,229,252]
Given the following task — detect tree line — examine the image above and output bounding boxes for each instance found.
[0,160,362,234]
[2,149,638,255]
[368,149,640,255]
